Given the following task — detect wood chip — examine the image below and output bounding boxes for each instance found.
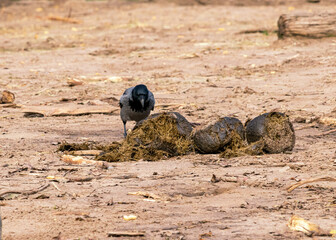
[67,78,84,87]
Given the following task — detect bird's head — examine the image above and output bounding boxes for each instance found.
[131,84,149,110]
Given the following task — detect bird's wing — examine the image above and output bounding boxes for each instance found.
[148,91,155,110]
[119,86,134,108]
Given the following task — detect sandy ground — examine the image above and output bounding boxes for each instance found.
[1,0,336,239]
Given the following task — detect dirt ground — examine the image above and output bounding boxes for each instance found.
[1,0,336,239]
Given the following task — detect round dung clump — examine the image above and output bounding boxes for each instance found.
[192,117,245,154]
[245,112,295,153]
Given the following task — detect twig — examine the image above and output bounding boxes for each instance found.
[286,176,336,193]
[47,16,81,24]
[107,231,145,237]
[316,129,336,137]
[295,124,316,131]
[51,182,61,191]
[0,182,50,197]
[66,177,96,183]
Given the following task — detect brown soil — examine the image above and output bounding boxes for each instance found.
[1,0,336,239]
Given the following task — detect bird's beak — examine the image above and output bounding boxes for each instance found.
[140,98,145,108]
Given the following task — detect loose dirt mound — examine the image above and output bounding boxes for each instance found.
[246,112,295,153]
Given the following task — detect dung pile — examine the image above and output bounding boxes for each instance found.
[219,138,264,158]
[245,112,295,153]
[58,111,296,162]
[192,117,245,154]
[96,112,194,161]
[192,117,264,158]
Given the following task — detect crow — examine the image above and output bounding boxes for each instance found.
[119,84,155,137]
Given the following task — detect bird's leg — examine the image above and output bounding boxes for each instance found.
[123,121,127,138]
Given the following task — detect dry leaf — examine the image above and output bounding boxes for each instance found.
[61,155,96,165]
[287,215,334,237]
[287,215,321,236]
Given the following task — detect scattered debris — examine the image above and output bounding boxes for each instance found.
[108,231,145,237]
[128,191,162,200]
[245,112,295,154]
[287,215,334,237]
[0,90,15,104]
[286,176,336,193]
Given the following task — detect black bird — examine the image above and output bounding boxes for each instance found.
[119,84,155,137]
